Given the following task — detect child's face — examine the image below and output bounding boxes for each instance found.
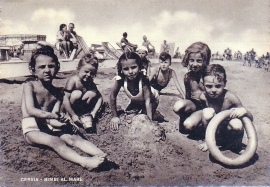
[121,59,139,81]
[78,64,96,82]
[34,55,57,82]
[137,50,147,58]
[159,58,170,71]
[188,53,204,73]
[203,74,226,99]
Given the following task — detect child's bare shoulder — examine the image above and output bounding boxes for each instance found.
[23,79,38,91]
[224,90,240,103]
[200,92,207,101]
[65,75,79,88]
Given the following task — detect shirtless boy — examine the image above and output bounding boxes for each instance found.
[22,45,106,170]
[199,64,253,151]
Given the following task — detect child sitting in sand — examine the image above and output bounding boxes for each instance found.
[63,53,103,131]
[173,42,211,133]
[110,51,159,131]
[136,46,151,76]
[198,64,253,151]
[149,52,185,98]
[21,45,106,170]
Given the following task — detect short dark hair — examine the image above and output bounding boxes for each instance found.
[59,24,66,31]
[202,64,227,83]
[29,45,60,73]
[123,32,127,37]
[159,52,171,64]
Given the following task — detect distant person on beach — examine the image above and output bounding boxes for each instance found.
[198,64,253,152]
[110,51,159,131]
[173,42,211,133]
[173,47,181,58]
[136,46,151,75]
[21,45,106,170]
[243,52,251,67]
[63,53,102,132]
[161,40,170,53]
[56,23,71,58]
[67,23,78,51]
[142,35,155,54]
[120,32,138,52]
[149,52,185,98]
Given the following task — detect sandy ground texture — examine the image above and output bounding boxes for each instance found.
[0,60,269,186]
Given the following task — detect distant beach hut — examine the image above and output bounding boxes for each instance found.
[0,46,11,61]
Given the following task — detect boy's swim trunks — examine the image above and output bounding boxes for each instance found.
[22,117,40,137]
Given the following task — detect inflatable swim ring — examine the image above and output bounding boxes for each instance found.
[205,110,257,166]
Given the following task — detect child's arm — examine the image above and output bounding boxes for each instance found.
[199,93,208,109]
[48,100,67,127]
[110,80,122,130]
[149,41,155,49]
[227,92,253,121]
[147,61,151,76]
[142,77,153,120]
[63,77,82,124]
[184,73,191,100]
[171,69,185,99]
[23,82,58,119]
[148,67,158,82]
[90,92,103,119]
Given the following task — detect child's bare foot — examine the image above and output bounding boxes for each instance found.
[82,155,105,171]
[97,152,107,159]
[198,142,208,152]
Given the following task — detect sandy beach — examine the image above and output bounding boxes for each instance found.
[0,59,269,186]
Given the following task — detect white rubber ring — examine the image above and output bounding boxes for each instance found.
[205,110,257,166]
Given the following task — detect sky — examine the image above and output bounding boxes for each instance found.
[0,0,269,55]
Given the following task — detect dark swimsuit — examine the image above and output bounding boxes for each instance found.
[150,68,172,91]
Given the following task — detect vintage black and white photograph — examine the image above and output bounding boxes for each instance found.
[0,0,269,186]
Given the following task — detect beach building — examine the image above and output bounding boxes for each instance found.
[0,34,46,61]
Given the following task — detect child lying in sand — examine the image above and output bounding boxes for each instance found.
[199,64,253,151]
[149,52,184,98]
[21,44,106,170]
[63,54,103,132]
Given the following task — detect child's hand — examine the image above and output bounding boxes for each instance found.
[59,113,70,123]
[230,108,247,118]
[48,113,59,119]
[110,117,121,131]
[49,119,66,127]
[72,115,83,126]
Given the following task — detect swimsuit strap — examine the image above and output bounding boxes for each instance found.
[124,77,143,101]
